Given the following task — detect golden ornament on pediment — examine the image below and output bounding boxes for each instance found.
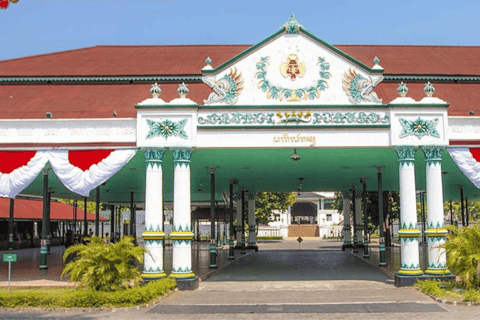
[280,54,306,81]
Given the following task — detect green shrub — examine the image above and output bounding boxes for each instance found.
[0,278,176,308]
[444,225,480,289]
[416,280,480,303]
[62,236,146,292]
[257,236,283,240]
[463,289,480,303]
[416,279,444,297]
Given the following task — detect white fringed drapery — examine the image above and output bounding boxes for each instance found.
[448,148,480,189]
[0,149,137,198]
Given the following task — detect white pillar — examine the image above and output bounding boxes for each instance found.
[247,193,257,248]
[355,195,362,242]
[316,201,321,227]
[320,199,325,210]
[142,149,166,281]
[396,147,423,276]
[423,147,450,275]
[170,148,195,279]
[342,192,351,245]
[287,206,292,226]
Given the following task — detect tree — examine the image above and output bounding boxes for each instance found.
[332,191,343,213]
[443,200,480,224]
[62,236,145,291]
[58,198,101,215]
[255,192,297,224]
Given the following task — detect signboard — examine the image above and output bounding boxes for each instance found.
[3,253,17,263]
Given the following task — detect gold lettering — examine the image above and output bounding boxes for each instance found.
[272,132,316,146]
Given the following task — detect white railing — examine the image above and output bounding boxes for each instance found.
[258,226,281,237]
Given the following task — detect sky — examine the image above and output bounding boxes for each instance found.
[1,0,479,61]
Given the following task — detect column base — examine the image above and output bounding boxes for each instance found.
[142,272,167,281]
[169,272,196,279]
[425,268,452,276]
[175,276,199,291]
[39,265,48,269]
[395,273,455,287]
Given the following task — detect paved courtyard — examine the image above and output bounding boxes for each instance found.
[1,239,479,319]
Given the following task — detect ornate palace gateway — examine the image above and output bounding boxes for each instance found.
[1,16,480,287]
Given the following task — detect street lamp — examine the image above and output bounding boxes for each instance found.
[291,149,300,162]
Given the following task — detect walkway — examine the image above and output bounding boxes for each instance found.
[0,242,243,287]
[144,240,475,319]
[1,240,479,319]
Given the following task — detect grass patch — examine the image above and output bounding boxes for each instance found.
[257,236,283,240]
[415,279,480,303]
[0,278,176,308]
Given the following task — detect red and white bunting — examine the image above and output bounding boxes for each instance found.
[0,151,49,198]
[48,149,136,197]
[448,148,480,189]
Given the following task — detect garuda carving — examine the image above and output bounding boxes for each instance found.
[342,67,383,104]
[203,68,244,105]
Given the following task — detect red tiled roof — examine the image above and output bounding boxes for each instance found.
[338,45,480,76]
[0,83,211,119]
[0,45,251,77]
[0,82,476,119]
[0,44,479,76]
[375,82,480,117]
[0,198,107,221]
[0,44,479,120]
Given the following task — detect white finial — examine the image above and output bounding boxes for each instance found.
[150,83,162,98]
[372,56,384,71]
[397,82,409,97]
[424,81,435,97]
[202,57,214,71]
[177,82,189,98]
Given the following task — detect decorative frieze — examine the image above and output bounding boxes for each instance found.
[198,111,390,127]
[255,56,330,102]
[312,112,388,124]
[146,119,188,140]
[399,117,440,139]
[198,113,275,125]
